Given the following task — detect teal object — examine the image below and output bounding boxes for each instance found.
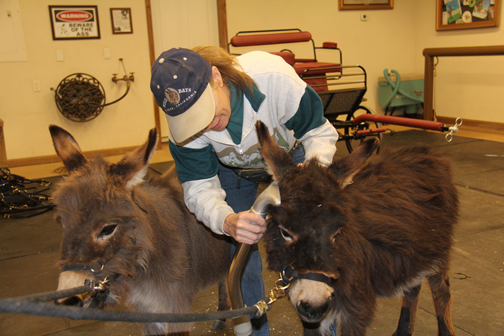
[378,69,424,115]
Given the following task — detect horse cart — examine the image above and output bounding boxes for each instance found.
[228,28,462,152]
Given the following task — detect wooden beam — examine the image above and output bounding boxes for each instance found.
[145,0,162,149]
[217,0,228,49]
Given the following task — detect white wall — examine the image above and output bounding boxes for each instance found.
[1,0,154,162]
[226,0,418,117]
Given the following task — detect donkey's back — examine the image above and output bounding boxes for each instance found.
[50,126,230,335]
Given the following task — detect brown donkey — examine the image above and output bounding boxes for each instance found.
[256,121,458,336]
[50,125,230,335]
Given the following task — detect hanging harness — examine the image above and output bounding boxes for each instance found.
[0,168,54,219]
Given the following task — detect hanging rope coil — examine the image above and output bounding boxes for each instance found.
[52,73,106,122]
[51,59,134,122]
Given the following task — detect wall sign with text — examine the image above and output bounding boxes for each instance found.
[49,6,100,40]
[110,8,133,34]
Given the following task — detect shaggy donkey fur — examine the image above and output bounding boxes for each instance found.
[256,120,458,336]
[50,126,230,336]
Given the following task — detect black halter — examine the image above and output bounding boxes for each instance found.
[281,265,333,286]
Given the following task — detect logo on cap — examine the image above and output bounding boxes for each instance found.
[165,88,180,105]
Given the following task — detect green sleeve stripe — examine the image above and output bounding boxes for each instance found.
[168,141,219,183]
[285,85,326,139]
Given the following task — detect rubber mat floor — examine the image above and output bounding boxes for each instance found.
[0,130,503,335]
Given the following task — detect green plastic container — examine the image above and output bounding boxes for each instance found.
[378,74,424,114]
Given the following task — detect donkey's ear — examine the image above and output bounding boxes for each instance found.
[49,125,87,173]
[329,138,379,188]
[109,128,158,190]
[256,121,295,181]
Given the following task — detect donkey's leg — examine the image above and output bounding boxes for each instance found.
[211,280,229,330]
[427,273,455,336]
[142,323,189,336]
[392,285,421,336]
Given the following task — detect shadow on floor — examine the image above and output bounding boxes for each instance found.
[1,130,503,335]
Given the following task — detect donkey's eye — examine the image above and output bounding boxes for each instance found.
[331,229,342,242]
[279,225,293,242]
[98,224,118,238]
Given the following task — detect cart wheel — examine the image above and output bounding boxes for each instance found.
[344,106,382,154]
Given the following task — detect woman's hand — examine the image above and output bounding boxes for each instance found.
[223,212,266,245]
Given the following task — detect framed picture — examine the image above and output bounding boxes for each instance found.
[339,0,394,10]
[436,0,501,31]
[110,8,133,34]
[49,6,100,40]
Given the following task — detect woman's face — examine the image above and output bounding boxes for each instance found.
[205,67,231,133]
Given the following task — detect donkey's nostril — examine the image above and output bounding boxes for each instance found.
[297,299,331,323]
[55,296,83,307]
[297,300,312,317]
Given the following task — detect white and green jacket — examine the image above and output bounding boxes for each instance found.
[168,51,338,235]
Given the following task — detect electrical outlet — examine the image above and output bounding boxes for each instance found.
[56,50,64,62]
[33,80,41,92]
[104,48,111,59]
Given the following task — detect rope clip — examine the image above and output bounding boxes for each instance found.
[445,117,463,142]
[253,299,270,318]
[253,276,291,318]
[268,276,291,305]
[84,276,110,293]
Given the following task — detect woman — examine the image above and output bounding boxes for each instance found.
[150,46,338,335]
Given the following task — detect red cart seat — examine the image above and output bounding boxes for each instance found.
[228,29,343,91]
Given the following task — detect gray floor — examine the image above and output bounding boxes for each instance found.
[1,130,503,335]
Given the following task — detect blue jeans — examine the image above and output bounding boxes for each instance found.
[219,164,269,336]
[218,145,306,336]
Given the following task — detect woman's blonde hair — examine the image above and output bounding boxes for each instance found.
[192,46,256,94]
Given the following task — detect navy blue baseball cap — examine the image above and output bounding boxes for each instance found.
[150,48,215,143]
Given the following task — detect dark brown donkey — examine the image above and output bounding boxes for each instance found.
[50,125,230,335]
[256,121,458,336]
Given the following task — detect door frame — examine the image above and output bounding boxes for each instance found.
[145,0,228,147]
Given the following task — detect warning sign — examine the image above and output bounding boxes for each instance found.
[49,6,101,40]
